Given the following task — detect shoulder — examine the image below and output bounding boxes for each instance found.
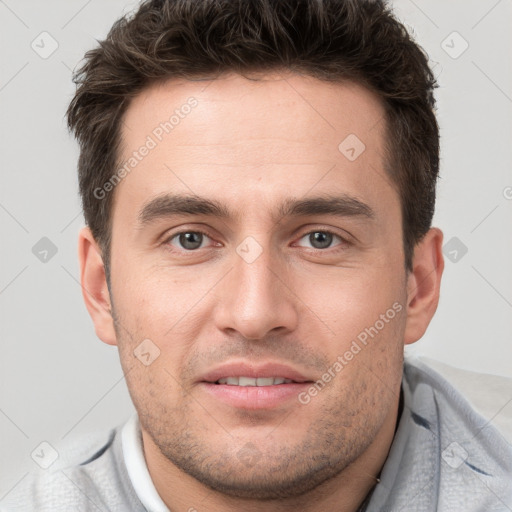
[404,355,512,445]
[0,420,144,512]
[402,355,512,510]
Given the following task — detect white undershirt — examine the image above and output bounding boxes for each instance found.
[121,413,171,512]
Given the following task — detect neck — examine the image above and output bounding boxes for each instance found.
[142,389,402,512]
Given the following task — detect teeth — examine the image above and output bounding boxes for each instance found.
[256,377,274,386]
[239,377,256,386]
[216,377,294,386]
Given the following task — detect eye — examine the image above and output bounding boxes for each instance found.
[166,230,214,251]
[163,228,350,254]
[295,230,349,251]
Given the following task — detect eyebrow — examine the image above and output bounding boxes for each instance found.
[137,193,375,227]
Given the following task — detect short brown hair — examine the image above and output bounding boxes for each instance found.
[67,0,439,277]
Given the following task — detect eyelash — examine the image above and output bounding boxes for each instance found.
[163,228,351,254]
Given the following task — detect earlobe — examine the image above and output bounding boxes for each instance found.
[403,227,444,345]
[78,227,117,346]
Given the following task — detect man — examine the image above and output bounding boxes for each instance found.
[2,0,511,510]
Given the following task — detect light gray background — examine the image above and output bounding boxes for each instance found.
[1,0,511,500]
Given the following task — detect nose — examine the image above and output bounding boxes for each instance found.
[213,237,299,340]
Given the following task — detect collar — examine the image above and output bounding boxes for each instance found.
[121,413,170,512]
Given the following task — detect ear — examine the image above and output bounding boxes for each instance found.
[404,227,444,345]
[78,226,117,346]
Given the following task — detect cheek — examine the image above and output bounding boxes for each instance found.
[112,262,190,327]
[303,265,405,339]
[111,265,209,373]
[304,263,407,398]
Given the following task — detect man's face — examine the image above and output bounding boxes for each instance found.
[109,72,408,498]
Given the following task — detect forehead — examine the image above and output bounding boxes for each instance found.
[120,70,386,147]
[114,71,395,222]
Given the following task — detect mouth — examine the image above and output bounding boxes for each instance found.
[200,362,313,385]
[214,376,297,386]
[199,362,314,409]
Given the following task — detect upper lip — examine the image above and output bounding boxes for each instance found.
[199,362,313,384]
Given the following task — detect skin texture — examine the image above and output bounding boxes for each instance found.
[79,71,444,512]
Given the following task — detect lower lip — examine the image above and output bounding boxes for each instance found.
[200,382,311,409]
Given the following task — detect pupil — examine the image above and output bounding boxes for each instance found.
[311,231,331,249]
[180,232,202,250]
